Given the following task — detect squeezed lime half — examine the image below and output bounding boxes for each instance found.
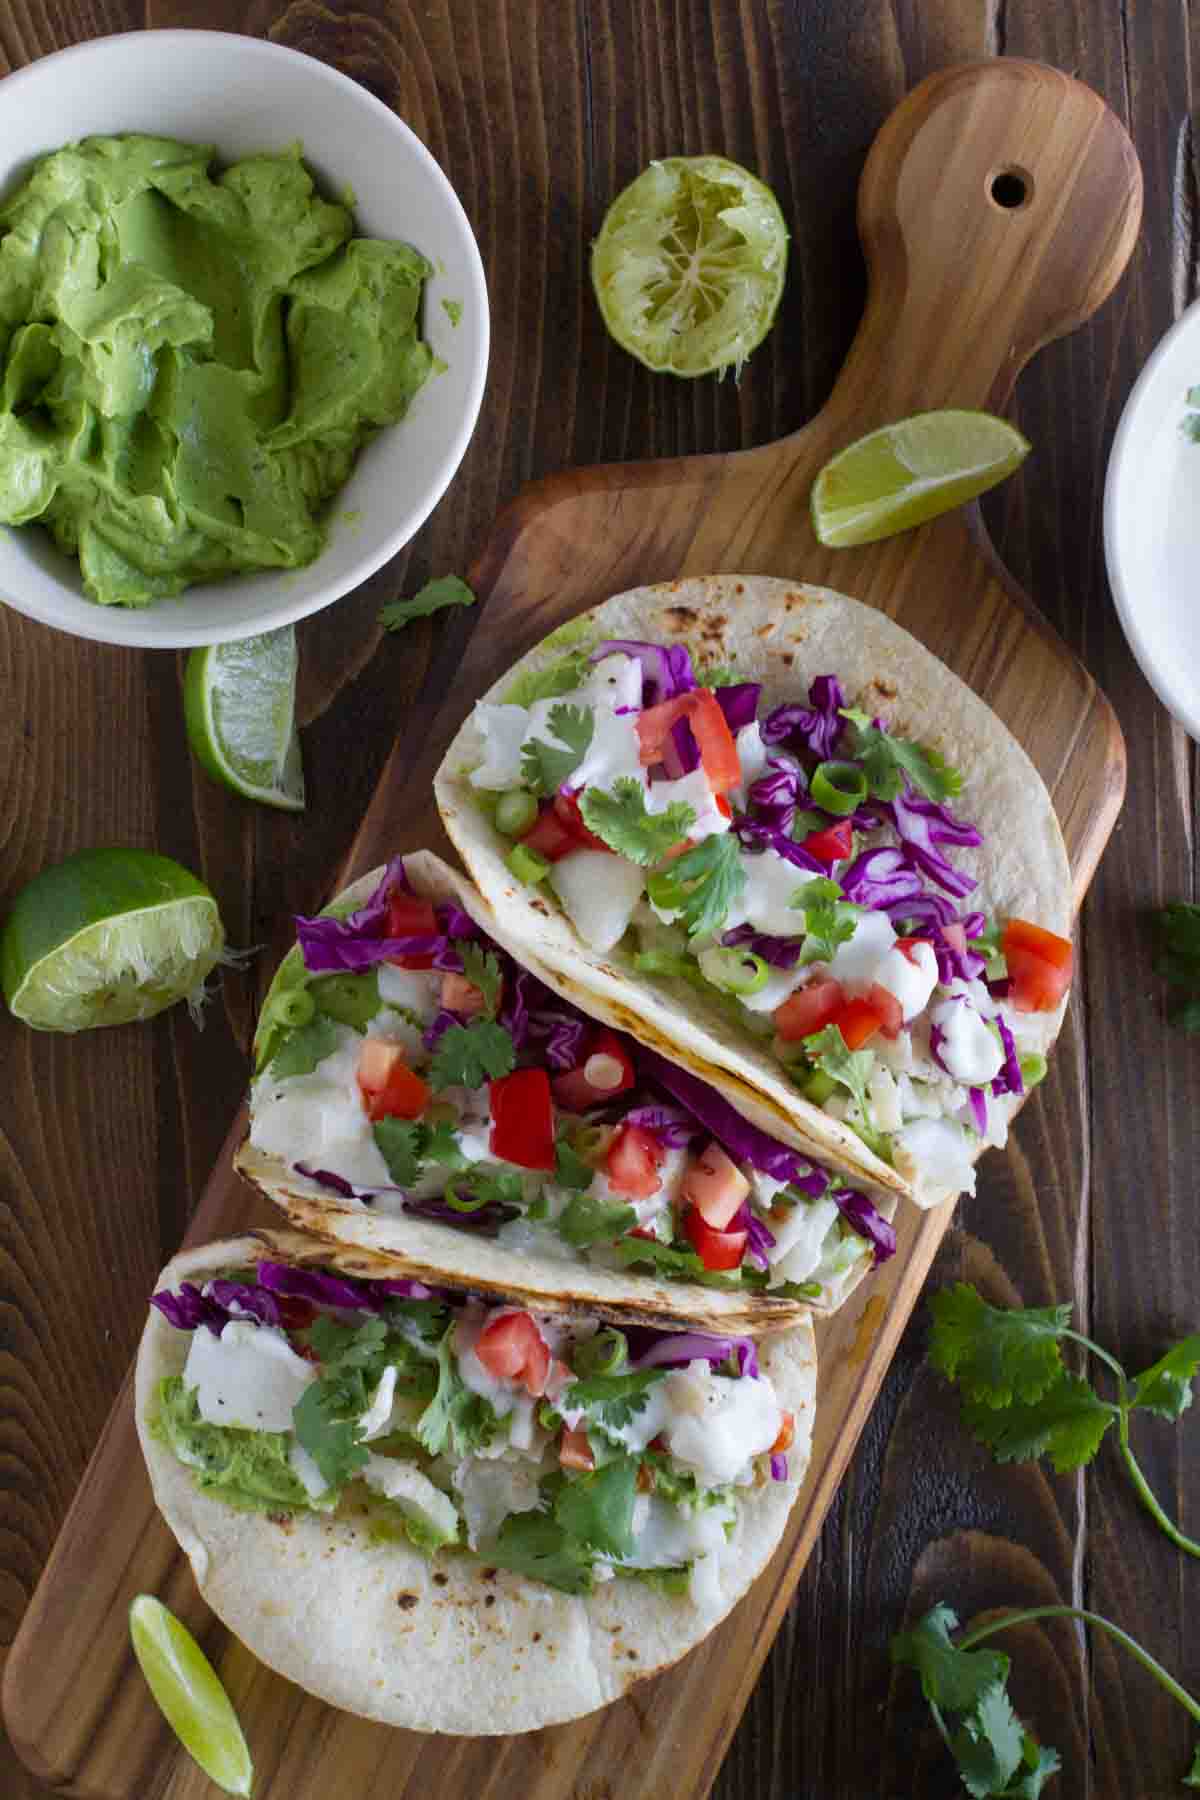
[129,1595,253,1797]
[1,847,226,1032]
[811,410,1031,547]
[184,627,305,811]
[591,154,788,377]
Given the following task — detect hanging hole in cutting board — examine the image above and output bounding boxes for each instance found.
[989,166,1033,210]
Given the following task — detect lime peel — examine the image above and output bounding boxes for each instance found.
[184,626,305,811]
[129,1594,254,1797]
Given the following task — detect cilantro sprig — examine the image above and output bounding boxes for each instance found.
[520,704,594,796]
[840,707,963,804]
[929,1283,1200,1555]
[373,1115,472,1186]
[428,1018,516,1090]
[379,574,477,632]
[645,832,746,937]
[457,941,504,1016]
[802,1023,875,1118]
[580,777,695,865]
[792,878,863,965]
[1155,904,1200,1033]
[893,1601,1200,1796]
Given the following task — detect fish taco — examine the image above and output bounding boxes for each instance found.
[135,1228,816,1733]
[236,850,897,1322]
[434,576,1073,1211]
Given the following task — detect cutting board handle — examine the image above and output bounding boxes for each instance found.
[819,59,1142,430]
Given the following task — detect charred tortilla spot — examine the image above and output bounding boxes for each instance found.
[480,1567,498,1583]
[433,1571,449,1587]
[396,1592,419,1611]
[781,652,794,666]
[662,605,698,629]
[485,1594,496,1608]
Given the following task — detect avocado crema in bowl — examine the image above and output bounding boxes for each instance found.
[0,32,489,647]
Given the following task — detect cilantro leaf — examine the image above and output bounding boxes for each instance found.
[840,706,963,803]
[421,1117,471,1171]
[291,1384,368,1489]
[889,1604,1010,1713]
[951,1680,1026,1798]
[520,703,595,796]
[801,1023,875,1118]
[927,1284,1073,1407]
[645,831,746,936]
[457,941,504,1016]
[962,1372,1115,1472]
[503,651,591,707]
[612,1234,748,1290]
[580,777,695,865]
[428,1018,515,1091]
[565,1367,667,1432]
[553,1456,638,1558]
[486,1510,594,1595]
[379,574,476,632]
[799,895,863,966]
[557,1189,637,1248]
[1006,1741,1062,1798]
[372,1117,424,1187]
[290,1314,424,1489]
[553,1132,594,1191]
[1155,905,1200,1033]
[1127,1334,1200,1421]
[444,1166,525,1212]
[269,1013,340,1079]
[416,1332,496,1458]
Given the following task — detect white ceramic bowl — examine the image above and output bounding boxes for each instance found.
[0,30,488,648]
[1105,297,1200,740]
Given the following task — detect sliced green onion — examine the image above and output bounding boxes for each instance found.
[473,789,501,821]
[810,760,868,816]
[802,1067,837,1104]
[271,986,315,1030]
[570,1123,612,1160]
[1019,1052,1048,1088]
[495,790,539,837]
[506,843,550,885]
[633,949,708,988]
[444,1180,503,1214]
[697,944,770,995]
[571,1328,628,1378]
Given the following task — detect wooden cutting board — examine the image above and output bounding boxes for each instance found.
[4,58,1140,1800]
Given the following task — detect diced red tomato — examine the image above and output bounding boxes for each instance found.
[441,971,486,1016]
[551,1030,636,1112]
[682,1142,750,1229]
[489,1068,556,1170]
[829,995,887,1051]
[635,690,741,792]
[275,1295,317,1334]
[801,820,854,863]
[771,1411,795,1454]
[604,1123,665,1199]
[384,894,439,968]
[774,977,846,1042]
[1002,918,1074,1013]
[684,1205,747,1271]
[521,804,578,863]
[865,983,903,1040]
[357,1040,431,1122]
[474,1311,551,1396]
[553,789,611,852]
[559,1426,594,1471]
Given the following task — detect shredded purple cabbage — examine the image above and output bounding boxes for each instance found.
[437,903,481,942]
[991,1012,1024,1097]
[721,922,806,970]
[294,1162,359,1198]
[761,676,846,761]
[539,1014,588,1070]
[637,1047,826,1188]
[622,1104,698,1148]
[256,1260,434,1308]
[423,1007,464,1050]
[886,891,960,931]
[887,788,981,899]
[629,1331,760,1379]
[928,1022,950,1076]
[746,754,804,834]
[770,1453,788,1482]
[740,1205,777,1272]
[665,715,701,776]
[150,1282,230,1334]
[402,1196,520,1235]
[840,847,925,911]
[968,1087,989,1133]
[591,639,696,706]
[712,683,761,733]
[832,1188,897,1265]
[987,976,1012,1001]
[204,1279,283,1327]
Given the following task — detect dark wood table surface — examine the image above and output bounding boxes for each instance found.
[1,4,1197,1797]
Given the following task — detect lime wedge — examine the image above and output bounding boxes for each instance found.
[591,155,788,377]
[811,410,1031,547]
[1,847,226,1032]
[129,1596,253,1797]
[184,627,305,810]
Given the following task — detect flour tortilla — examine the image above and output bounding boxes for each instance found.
[134,1230,817,1735]
[434,576,1072,1209]
[236,848,829,1331]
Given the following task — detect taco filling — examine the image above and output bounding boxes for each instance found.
[148,1253,800,1604]
[461,640,1072,1197]
[247,857,895,1307]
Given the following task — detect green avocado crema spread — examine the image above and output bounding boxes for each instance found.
[0,134,435,608]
